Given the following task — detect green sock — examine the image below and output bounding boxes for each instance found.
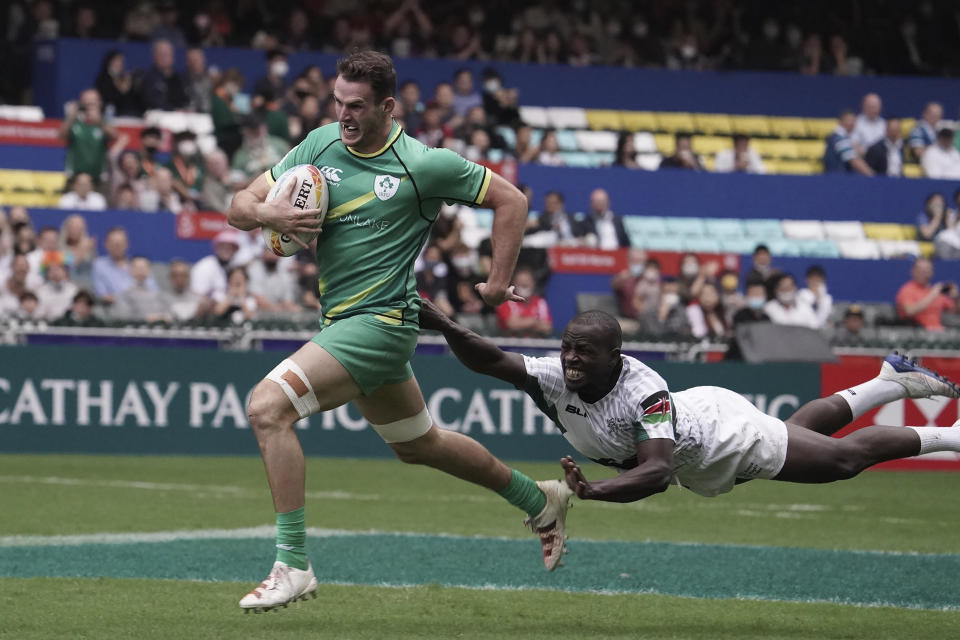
[497,469,546,518]
[275,507,308,570]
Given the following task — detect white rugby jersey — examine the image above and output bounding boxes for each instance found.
[520,355,679,470]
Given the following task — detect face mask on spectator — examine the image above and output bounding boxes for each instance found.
[662,292,680,307]
[515,286,534,298]
[629,263,644,277]
[452,256,473,271]
[643,268,659,282]
[143,144,158,157]
[633,22,649,38]
[747,297,766,310]
[777,290,795,305]
[270,61,289,77]
[483,79,501,93]
[178,141,197,156]
[682,262,698,278]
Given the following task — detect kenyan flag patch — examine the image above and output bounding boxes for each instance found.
[640,391,672,425]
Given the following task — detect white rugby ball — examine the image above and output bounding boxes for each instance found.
[262,164,329,257]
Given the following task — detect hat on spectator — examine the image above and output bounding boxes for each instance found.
[213,229,240,247]
[844,304,864,319]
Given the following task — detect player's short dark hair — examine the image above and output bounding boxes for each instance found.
[569,310,622,350]
[337,51,397,103]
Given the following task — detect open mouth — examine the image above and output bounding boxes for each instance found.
[564,368,585,382]
[341,123,359,135]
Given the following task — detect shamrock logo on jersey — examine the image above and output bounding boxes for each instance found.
[374,174,400,201]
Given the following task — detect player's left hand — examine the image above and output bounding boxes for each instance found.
[561,455,593,499]
[475,282,524,307]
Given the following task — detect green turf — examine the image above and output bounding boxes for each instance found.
[2,454,960,638]
[2,578,959,640]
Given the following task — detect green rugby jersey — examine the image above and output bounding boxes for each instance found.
[266,121,491,325]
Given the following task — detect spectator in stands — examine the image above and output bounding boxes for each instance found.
[112,256,173,324]
[383,0,434,58]
[94,50,140,117]
[191,229,239,303]
[851,93,885,152]
[764,273,820,329]
[577,188,630,249]
[213,267,258,324]
[686,282,729,340]
[290,94,322,145]
[610,249,650,334]
[35,252,79,320]
[252,88,291,142]
[141,166,187,214]
[659,133,704,171]
[13,291,40,320]
[167,259,205,322]
[895,257,958,331]
[416,101,452,148]
[58,172,107,211]
[480,68,519,127]
[934,189,960,259]
[183,47,212,113]
[30,227,59,275]
[714,134,766,174]
[137,127,163,180]
[718,270,744,324]
[284,7,315,51]
[53,290,103,327]
[59,214,96,281]
[92,226,154,304]
[464,128,492,163]
[746,244,779,288]
[797,265,833,329]
[166,131,204,205]
[917,193,951,242]
[451,68,482,117]
[247,248,301,312]
[921,125,960,180]
[59,88,116,182]
[865,118,904,177]
[114,185,138,210]
[0,255,42,314]
[416,244,455,317]
[139,39,189,111]
[398,80,425,133]
[446,243,484,315]
[110,151,146,208]
[0,214,11,285]
[823,109,874,176]
[677,253,714,304]
[833,305,865,342]
[231,115,289,179]
[908,102,942,159]
[534,191,580,245]
[642,277,689,337]
[70,5,105,39]
[613,132,640,169]
[151,1,187,49]
[496,267,552,337]
[537,128,565,167]
[201,149,234,212]
[514,125,540,164]
[726,280,772,360]
[211,69,245,159]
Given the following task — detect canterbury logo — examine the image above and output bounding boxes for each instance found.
[320,166,343,183]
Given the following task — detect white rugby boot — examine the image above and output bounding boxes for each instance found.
[880,352,960,399]
[239,561,318,613]
[524,479,574,571]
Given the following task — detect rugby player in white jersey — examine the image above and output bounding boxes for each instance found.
[420,298,960,526]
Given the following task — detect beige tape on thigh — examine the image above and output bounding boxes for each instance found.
[370,407,433,443]
[265,359,321,419]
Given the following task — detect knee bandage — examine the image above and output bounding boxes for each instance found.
[370,407,433,443]
[265,359,321,419]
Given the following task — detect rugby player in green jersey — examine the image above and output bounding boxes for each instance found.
[227,51,572,611]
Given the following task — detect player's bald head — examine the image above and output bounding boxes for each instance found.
[567,310,622,351]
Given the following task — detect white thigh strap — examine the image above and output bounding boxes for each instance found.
[265,358,321,419]
[370,407,433,443]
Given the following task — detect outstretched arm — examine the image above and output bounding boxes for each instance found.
[560,438,674,503]
[476,171,528,306]
[419,297,527,387]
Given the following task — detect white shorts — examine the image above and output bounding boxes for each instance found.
[670,386,789,497]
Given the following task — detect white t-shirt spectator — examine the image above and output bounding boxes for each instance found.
[797,287,833,329]
[35,280,79,319]
[58,190,107,211]
[852,115,886,150]
[247,259,299,306]
[921,145,960,180]
[713,149,766,174]
[763,298,820,330]
[190,255,228,301]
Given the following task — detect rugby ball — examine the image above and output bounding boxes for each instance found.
[262,164,329,257]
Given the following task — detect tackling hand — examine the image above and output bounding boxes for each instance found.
[418,297,450,331]
[561,456,594,499]
[475,283,524,307]
[257,178,325,250]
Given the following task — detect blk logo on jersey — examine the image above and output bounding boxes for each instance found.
[565,404,587,417]
[374,175,400,200]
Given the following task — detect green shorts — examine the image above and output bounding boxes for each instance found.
[311,313,418,395]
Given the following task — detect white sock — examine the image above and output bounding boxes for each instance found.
[834,378,905,420]
[908,426,960,454]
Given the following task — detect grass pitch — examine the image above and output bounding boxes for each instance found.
[1,454,959,639]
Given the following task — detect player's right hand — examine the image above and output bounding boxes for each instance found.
[256,178,325,249]
[561,456,593,499]
[475,283,524,307]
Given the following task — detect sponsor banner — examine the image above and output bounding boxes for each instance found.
[548,247,741,276]
[176,210,229,240]
[822,355,960,471]
[0,169,66,207]
[0,119,161,151]
[0,346,819,460]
